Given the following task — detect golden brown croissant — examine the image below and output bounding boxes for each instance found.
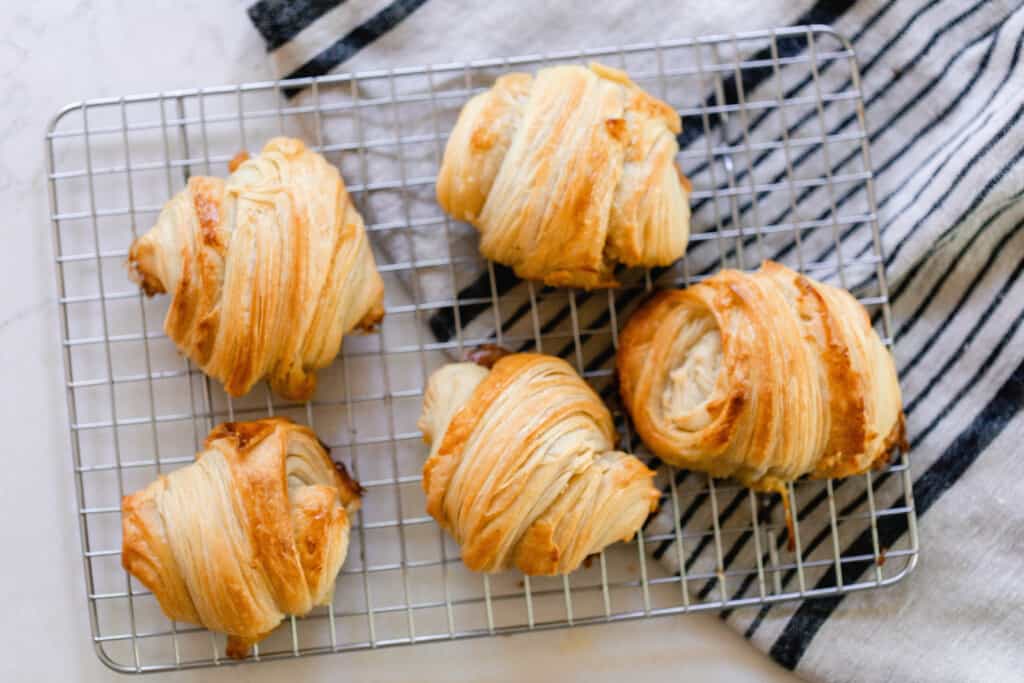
[128,137,384,400]
[436,62,691,289]
[419,352,659,575]
[618,261,906,498]
[121,418,362,659]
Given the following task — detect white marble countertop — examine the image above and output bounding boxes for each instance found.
[1,2,797,680]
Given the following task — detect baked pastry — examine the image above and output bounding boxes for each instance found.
[618,261,906,502]
[128,137,384,400]
[436,62,691,289]
[419,352,659,574]
[121,418,362,658]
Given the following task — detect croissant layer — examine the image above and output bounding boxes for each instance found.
[617,261,905,492]
[121,418,362,658]
[419,353,659,575]
[128,137,384,400]
[437,63,691,289]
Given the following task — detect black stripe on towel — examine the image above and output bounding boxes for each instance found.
[690,21,1020,299]
[689,0,1006,274]
[781,6,1020,292]
[677,0,860,147]
[768,352,1024,670]
[684,0,923,213]
[248,0,346,51]
[800,18,1015,279]
[282,0,430,93]
[728,11,1020,301]
[854,102,1024,286]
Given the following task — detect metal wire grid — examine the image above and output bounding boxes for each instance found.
[47,25,918,674]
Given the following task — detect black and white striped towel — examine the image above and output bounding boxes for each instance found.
[248,1,1024,680]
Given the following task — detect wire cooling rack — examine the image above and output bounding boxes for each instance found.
[47,25,918,673]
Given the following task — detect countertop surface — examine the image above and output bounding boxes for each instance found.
[1,2,797,680]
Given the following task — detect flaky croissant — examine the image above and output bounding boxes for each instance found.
[437,62,691,289]
[128,137,384,400]
[121,418,361,659]
[618,261,906,498]
[419,352,659,575]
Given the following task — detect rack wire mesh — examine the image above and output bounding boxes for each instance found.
[47,25,918,673]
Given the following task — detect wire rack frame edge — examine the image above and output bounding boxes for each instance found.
[47,24,919,674]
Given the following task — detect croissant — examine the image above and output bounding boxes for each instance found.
[436,62,691,289]
[121,418,362,658]
[419,352,659,575]
[128,137,384,400]
[618,261,906,499]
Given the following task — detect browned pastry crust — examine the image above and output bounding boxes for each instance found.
[127,137,384,400]
[617,261,906,495]
[121,418,361,658]
[463,342,511,368]
[419,353,659,575]
[436,63,691,289]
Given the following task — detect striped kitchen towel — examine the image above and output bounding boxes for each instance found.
[248,1,1024,681]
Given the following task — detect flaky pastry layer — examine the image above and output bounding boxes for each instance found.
[437,63,691,289]
[121,418,362,658]
[617,261,906,493]
[128,137,384,400]
[419,353,659,575]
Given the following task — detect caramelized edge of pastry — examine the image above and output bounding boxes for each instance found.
[464,343,512,369]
